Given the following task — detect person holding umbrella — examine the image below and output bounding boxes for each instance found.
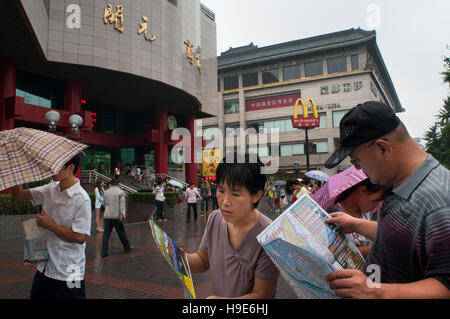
[10,153,91,299]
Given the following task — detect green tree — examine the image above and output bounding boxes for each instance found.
[424,56,450,169]
[442,57,450,84]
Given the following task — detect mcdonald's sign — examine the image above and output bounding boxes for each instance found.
[291,98,320,128]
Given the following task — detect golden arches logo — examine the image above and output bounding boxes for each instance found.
[293,98,318,119]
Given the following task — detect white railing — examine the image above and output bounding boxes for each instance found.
[80,170,138,194]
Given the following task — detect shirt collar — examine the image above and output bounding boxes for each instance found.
[57,178,81,198]
[393,154,439,200]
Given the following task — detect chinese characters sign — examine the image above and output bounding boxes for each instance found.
[246,93,301,112]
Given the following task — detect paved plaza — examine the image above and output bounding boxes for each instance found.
[0,199,296,299]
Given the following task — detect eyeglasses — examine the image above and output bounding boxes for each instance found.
[349,138,387,167]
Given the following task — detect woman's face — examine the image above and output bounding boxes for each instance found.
[217,182,262,224]
[358,188,384,213]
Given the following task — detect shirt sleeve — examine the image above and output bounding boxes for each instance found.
[29,183,52,206]
[199,211,216,253]
[423,207,450,290]
[71,195,92,236]
[120,191,126,218]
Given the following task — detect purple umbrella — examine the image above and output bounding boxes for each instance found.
[311,166,368,212]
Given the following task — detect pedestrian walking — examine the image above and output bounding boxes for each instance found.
[186,151,279,298]
[325,101,450,298]
[185,182,202,223]
[200,181,210,216]
[153,179,166,221]
[101,177,132,257]
[10,153,91,299]
[94,179,105,233]
[210,183,218,211]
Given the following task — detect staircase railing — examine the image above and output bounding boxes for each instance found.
[80,170,138,194]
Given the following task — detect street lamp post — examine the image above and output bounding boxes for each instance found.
[293,160,301,178]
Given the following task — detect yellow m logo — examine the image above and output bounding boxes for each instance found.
[293,98,318,119]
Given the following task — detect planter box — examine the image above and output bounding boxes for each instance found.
[125,202,176,223]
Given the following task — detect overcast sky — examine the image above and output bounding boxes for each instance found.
[201,0,450,141]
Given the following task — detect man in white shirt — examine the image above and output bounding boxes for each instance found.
[185,182,202,223]
[10,153,91,299]
[101,177,131,257]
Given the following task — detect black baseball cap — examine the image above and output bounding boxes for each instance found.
[325,101,401,169]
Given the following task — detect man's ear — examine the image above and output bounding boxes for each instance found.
[376,138,392,156]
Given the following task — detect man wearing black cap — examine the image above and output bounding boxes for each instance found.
[325,101,450,298]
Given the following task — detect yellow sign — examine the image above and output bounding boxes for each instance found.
[293,98,318,119]
[292,98,320,128]
[202,149,221,176]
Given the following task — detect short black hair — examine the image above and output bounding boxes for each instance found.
[64,153,82,175]
[215,151,266,208]
[111,176,120,186]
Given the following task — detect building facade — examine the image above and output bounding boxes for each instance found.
[0,0,217,185]
[200,28,403,176]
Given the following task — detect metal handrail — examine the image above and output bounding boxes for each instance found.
[80,170,138,194]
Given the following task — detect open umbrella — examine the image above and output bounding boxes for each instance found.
[168,179,184,188]
[305,170,329,182]
[311,166,367,212]
[272,180,286,186]
[0,127,88,191]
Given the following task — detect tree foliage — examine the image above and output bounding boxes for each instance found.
[424,56,450,169]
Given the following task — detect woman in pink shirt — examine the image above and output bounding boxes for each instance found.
[186,152,279,298]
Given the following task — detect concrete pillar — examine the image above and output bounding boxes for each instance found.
[155,106,168,175]
[185,114,197,186]
[0,59,16,130]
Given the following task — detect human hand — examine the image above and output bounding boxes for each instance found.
[326,212,359,234]
[326,269,381,299]
[35,208,54,230]
[119,214,124,223]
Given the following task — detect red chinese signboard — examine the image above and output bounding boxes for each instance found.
[246,93,301,111]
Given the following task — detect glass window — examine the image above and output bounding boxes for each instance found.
[292,143,304,155]
[286,118,296,132]
[262,68,279,84]
[16,89,52,108]
[313,113,327,130]
[217,78,221,91]
[283,65,300,81]
[224,100,239,114]
[351,54,359,70]
[275,119,286,132]
[316,141,328,153]
[333,110,350,128]
[280,144,292,157]
[305,61,323,77]
[225,123,240,137]
[243,72,258,87]
[280,143,304,156]
[327,56,347,74]
[246,121,261,133]
[202,126,219,140]
[224,75,239,90]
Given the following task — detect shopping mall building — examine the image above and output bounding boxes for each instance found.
[200,28,403,177]
[0,0,217,184]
